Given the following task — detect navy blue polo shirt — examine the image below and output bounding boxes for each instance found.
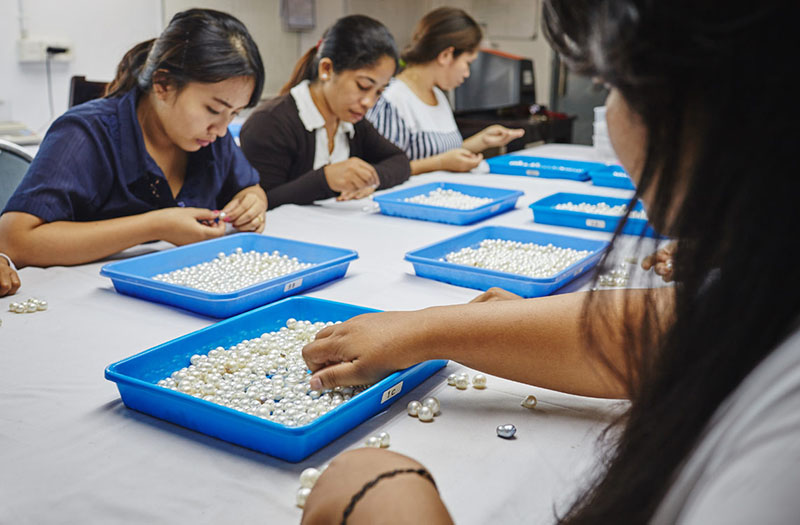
[3,88,259,222]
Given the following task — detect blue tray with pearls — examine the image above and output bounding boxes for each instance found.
[100,233,358,318]
[486,154,606,181]
[105,296,448,462]
[529,192,659,237]
[405,226,608,297]
[588,165,636,190]
[372,182,523,225]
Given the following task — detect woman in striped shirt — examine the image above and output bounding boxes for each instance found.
[367,7,523,175]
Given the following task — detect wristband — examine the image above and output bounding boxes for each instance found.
[0,253,17,271]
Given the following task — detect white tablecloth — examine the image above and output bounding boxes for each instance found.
[1,145,650,524]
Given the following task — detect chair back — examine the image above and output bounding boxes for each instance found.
[0,139,33,210]
[69,75,109,108]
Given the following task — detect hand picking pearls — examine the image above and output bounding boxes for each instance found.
[152,247,313,293]
[155,319,369,427]
[8,297,47,314]
[404,188,493,209]
[554,201,647,219]
[444,239,591,279]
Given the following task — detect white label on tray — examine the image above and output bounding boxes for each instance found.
[284,278,303,292]
[381,381,404,404]
[525,169,540,176]
[490,204,500,212]
[586,218,606,228]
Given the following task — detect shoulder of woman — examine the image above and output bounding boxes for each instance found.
[242,94,301,134]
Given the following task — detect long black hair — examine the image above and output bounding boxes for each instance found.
[402,7,482,66]
[106,8,264,107]
[280,14,398,95]
[542,0,800,522]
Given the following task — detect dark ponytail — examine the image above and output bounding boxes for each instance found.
[106,8,265,107]
[280,14,398,95]
[402,7,482,66]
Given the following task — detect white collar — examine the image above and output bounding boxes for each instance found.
[290,80,355,138]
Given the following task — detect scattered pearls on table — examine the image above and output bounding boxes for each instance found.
[471,374,487,389]
[377,431,391,448]
[408,397,440,423]
[521,395,538,409]
[554,201,647,220]
[404,188,494,209]
[406,400,422,417]
[454,373,470,390]
[364,431,391,448]
[300,467,321,488]
[296,487,311,508]
[156,319,369,427]
[496,424,517,439]
[8,297,47,314]
[153,247,313,293]
[422,396,440,416]
[417,405,434,422]
[597,262,630,288]
[444,239,591,279]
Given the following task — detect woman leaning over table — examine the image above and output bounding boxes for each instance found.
[239,15,410,209]
[300,0,800,523]
[0,8,267,271]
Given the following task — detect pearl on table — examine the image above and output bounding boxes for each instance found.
[377,431,390,448]
[404,188,494,210]
[422,397,440,416]
[9,298,48,314]
[521,395,538,409]
[446,373,457,386]
[472,374,487,389]
[365,436,382,448]
[407,400,422,417]
[417,405,434,422]
[296,486,311,508]
[496,424,517,439]
[554,200,648,219]
[299,467,321,489]
[455,374,469,390]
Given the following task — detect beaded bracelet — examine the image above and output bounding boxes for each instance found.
[341,467,438,524]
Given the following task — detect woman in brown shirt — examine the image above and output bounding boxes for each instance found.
[240,15,410,209]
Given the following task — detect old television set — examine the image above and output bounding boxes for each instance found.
[452,49,535,114]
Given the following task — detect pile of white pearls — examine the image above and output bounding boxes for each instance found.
[444,239,591,279]
[596,262,631,287]
[8,297,48,314]
[554,201,647,220]
[156,318,369,427]
[153,247,313,293]
[404,188,493,209]
[406,396,440,422]
[447,372,486,390]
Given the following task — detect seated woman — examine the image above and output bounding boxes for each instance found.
[300,0,800,523]
[367,7,524,175]
[239,15,410,209]
[0,8,267,269]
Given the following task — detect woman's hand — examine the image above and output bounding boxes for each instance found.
[642,240,676,283]
[151,207,226,246]
[469,287,523,303]
[0,257,21,297]
[302,310,427,391]
[222,185,267,233]
[324,158,380,194]
[467,125,525,152]
[337,185,377,202]
[302,448,451,525]
[439,148,484,172]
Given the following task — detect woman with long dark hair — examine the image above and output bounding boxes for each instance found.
[239,15,410,209]
[367,7,524,175]
[0,8,266,268]
[300,0,800,522]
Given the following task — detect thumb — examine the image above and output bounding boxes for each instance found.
[309,361,363,391]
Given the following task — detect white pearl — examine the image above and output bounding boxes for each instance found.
[554,200,647,219]
[521,395,538,409]
[296,486,311,508]
[455,375,469,390]
[417,406,434,422]
[444,239,591,279]
[364,436,381,448]
[446,373,457,386]
[407,400,421,417]
[404,188,494,210]
[299,467,321,488]
[377,431,390,448]
[422,397,440,416]
[472,374,487,389]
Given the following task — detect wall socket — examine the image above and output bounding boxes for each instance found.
[17,38,73,63]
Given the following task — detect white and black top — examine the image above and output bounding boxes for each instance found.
[366,79,463,161]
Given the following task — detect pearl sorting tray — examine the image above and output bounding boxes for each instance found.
[404,225,608,297]
[529,192,659,238]
[372,182,524,225]
[485,154,607,181]
[588,165,636,190]
[105,296,447,462]
[99,233,358,318]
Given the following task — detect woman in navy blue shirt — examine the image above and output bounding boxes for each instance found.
[0,8,266,272]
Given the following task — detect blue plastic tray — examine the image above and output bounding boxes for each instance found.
[105,296,447,462]
[100,233,358,318]
[405,226,608,297]
[486,155,607,181]
[589,165,636,190]
[530,192,659,237]
[372,182,523,225]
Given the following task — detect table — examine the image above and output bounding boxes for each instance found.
[1,145,658,524]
